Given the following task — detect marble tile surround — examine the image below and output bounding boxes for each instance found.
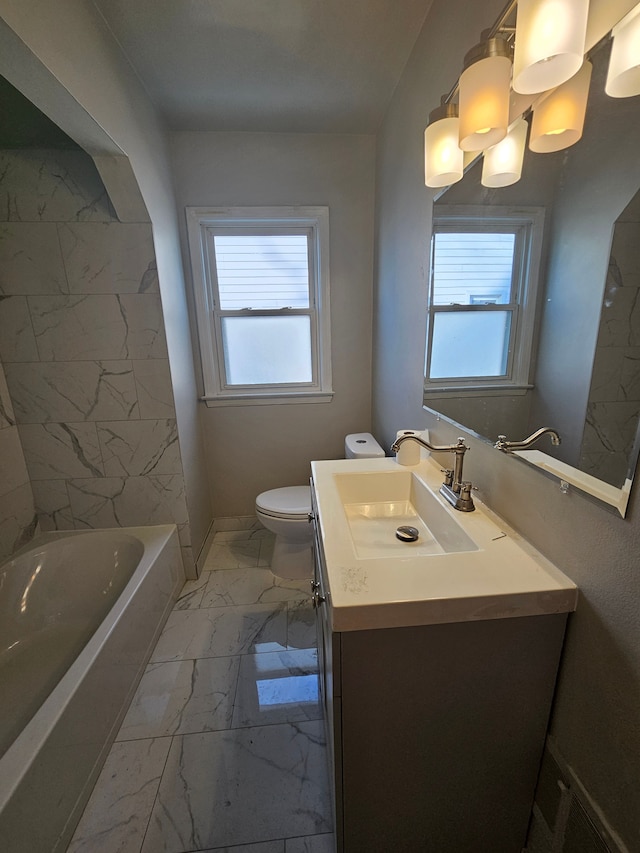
[580,227,640,485]
[0,149,116,223]
[28,294,168,361]
[57,222,160,294]
[0,360,37,561]
[69,532,331,853]
[0,149,194,572]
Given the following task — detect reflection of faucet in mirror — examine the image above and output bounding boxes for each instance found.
[494,428,561,453]
[390,434,475,512]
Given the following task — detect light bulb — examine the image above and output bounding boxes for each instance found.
[513,0,590,94]
[425,103,464,188]
[529,60,592,152]
[606,4,640,97]
[482,118,529,187]
[458,38,512,151]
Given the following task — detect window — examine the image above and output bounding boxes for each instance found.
[424,205,545,397]
[186,207,332,405]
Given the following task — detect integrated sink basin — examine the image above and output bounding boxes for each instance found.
[311,456,578,632]
[334,470,478,558]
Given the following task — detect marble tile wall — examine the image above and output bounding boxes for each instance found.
[0,358,37,561]
[579,210,640,487]
[0,150,194,572]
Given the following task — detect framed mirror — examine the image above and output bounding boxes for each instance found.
[424,37,640,516]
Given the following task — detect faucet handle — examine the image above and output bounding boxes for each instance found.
[441,468,454,487]
[460,482,478,500]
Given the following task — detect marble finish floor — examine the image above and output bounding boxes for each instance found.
[67,527,334,853]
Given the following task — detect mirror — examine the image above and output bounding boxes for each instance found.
[426,37,640,515]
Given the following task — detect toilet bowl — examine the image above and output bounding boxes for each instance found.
[256,486,314,579]
[255,433,385,579]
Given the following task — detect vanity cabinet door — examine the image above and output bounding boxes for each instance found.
[310,481,343,847]
[338,615,567,853]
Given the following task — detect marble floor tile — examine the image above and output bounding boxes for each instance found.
[0,363,15,428]
[200,844,285,853]
[285,835,335,853]
[204,539,263,570]
[173,574,209,610]
[259,534,276,566]
[201,568,310,608]
[117,657,241,740]
[232,649,321,728]
[213,516,262,534]
[214,527,271,543]
[287,600,318,650]
[150,604,288,662]
[141,721,332,852]
[67,737,171,853]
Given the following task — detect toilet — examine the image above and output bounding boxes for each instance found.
[255,432,385,579]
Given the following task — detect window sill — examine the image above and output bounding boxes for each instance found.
[200,391,334,408]
[424,384,533,400]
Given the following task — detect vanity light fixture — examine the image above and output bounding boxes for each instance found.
[529,60,592,152]
[423,1,634,190]
[458,36,513,151]
[424,101,464,187]
[512,0,590,94]
[481,117,529,186]
[606,3,640,97]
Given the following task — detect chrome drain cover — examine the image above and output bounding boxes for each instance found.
[396,525,419,542]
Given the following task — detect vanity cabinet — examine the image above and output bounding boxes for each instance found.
[311,485,568,853]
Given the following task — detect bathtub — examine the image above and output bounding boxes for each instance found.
[0,525,184,853]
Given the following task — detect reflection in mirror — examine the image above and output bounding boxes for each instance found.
[425,37,640,515]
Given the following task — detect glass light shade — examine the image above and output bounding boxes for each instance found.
[513,0,589,94]
[425,109,464,188]
[529,60,592,153]
[459,48,512,151]
[482,118,529,187]
[606,4,640,97]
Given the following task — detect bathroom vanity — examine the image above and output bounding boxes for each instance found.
[310,457,577,853]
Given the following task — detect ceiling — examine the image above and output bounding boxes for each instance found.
[91,0,434,133]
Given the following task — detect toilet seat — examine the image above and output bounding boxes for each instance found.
[256,486,311,520]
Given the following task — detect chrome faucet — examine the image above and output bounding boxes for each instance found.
[390,434,475,512]
[494,427,561,452]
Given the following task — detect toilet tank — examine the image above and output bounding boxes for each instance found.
[345,432,385,459]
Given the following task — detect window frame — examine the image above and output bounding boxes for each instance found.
[186,206,333,406]
[424,205,545,399]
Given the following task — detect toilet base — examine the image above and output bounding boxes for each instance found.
[271,536,313,579]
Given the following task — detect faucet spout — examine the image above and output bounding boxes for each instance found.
[390,434,475,512]
[494,427,561,452]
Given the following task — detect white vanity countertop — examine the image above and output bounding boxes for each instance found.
[311,456,578,632]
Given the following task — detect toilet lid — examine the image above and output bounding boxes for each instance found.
[256,486,311,517]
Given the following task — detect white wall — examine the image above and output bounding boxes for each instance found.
[373,1,640,849]
[170,131,376,516]
[0,0,213,564]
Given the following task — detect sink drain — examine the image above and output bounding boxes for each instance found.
[396,525,419,542]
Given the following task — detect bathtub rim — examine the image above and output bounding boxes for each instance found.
[0,523,180,814]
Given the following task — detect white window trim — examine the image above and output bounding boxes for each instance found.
[186,206,333,406]
[424,204,545,398]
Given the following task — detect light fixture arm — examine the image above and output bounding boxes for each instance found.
[442,0,518,106]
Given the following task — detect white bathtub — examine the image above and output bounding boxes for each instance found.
[0,525,184,853]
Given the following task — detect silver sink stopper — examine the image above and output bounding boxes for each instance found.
[396,525,419,542]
